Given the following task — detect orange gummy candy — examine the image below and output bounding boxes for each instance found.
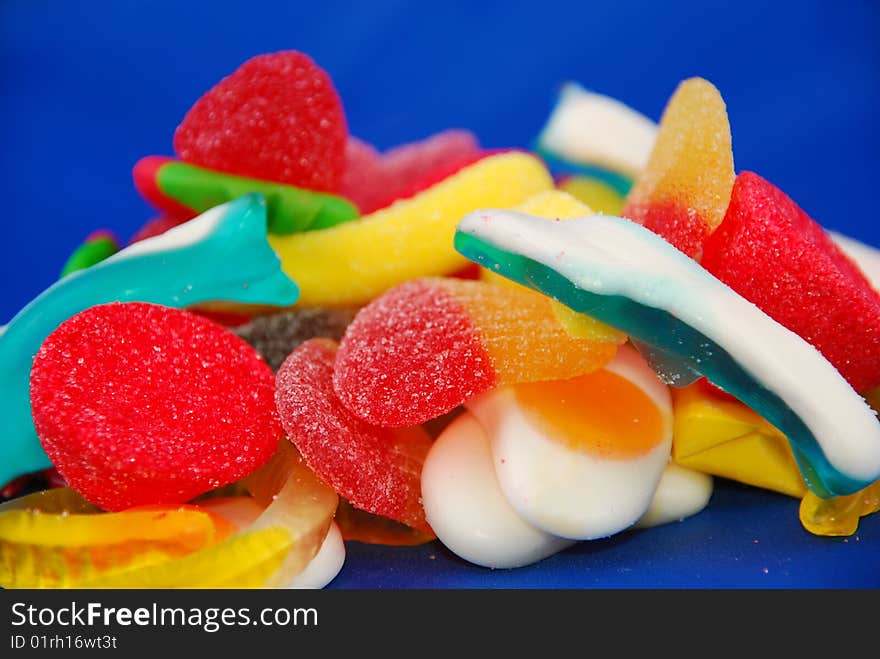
[622,77,735,259]
[334,277,620,427]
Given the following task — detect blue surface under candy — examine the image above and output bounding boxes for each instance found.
[329,480,880,588]
[0,194,298,486]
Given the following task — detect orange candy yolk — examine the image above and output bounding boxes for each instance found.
[513,369,664,459]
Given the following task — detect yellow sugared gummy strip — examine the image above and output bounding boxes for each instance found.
[558,176,625,216]
[624,77,735,232]
[270,151,553,307]
[481,189,627,345]
[671,384,807,498]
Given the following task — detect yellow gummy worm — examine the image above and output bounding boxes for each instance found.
[269,151,554,307]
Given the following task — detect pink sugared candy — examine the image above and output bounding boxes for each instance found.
[340,130,483,214]
[275,338,433,533]
[702,171,880,392]
[30,302,282,511]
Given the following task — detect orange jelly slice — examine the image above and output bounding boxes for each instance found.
[513,369,665,459]
[438,278,620,385]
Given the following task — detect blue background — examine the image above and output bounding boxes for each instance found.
[1,0,878,587]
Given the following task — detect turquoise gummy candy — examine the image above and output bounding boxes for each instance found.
[0,193,299,486]
[454,210,880,498]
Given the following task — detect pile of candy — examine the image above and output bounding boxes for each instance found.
[2,51,879,588]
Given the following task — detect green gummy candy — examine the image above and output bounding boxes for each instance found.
[158,160,359,234]
[60,235,119,278]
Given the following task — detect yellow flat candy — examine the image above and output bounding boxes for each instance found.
[270,151,553,307]
[672,383,807,498]
[481,189,627,345]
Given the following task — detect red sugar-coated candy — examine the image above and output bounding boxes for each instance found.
[702,171,880,392]
[333,279,494,428]
[174,51,347,193]
[622,198,711,259]
[340,130,483,214]
[128,213,191,244]
[30,302,282,511]
[370,130,482,209]
[340,137,387,214]
[275,339,433,533]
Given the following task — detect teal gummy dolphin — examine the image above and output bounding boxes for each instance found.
[0,193,298,486]
[455,209,880,499]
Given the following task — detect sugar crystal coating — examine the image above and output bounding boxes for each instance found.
[268,150,554,307]
[334,279,494,427]
[275,339,433,532]
[702,171,880,392]
[342,130,482,214]
[340,137,385,214]
[368,130,483,211]
[622,77,735,258]
[30,302,282,511]
[334,277,619,427]
[173,51,347,192]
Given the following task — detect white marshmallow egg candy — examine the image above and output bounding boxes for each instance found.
[634,463,713,529]
[421,411,574,568]
[283,522,345,589]
[466,345,673,540]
